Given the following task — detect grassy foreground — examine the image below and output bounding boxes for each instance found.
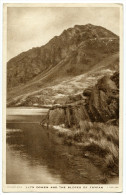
[56,121,119,177]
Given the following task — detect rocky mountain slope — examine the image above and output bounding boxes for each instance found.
[7,24,119,106]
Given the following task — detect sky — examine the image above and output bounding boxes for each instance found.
[7,6,120,61]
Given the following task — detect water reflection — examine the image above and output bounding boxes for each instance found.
[6,113,106,184]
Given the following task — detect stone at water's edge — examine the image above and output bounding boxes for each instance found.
[42,71,119,128]
[48,108,65,126]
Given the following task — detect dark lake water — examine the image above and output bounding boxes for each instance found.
[6,108,109,184]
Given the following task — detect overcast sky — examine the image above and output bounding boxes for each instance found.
[7,6,120,61]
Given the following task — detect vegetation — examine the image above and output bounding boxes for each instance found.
[56,120,119,176]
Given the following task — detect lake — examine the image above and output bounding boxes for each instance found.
[6,107,110,184]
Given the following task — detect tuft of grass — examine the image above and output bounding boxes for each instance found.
[58,120,119,176]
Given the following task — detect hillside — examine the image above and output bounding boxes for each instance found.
[7,24,119,106]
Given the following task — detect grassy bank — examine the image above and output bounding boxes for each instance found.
[56,121,119,177]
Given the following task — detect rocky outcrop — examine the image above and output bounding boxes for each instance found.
[86,74,119,123]
[42,71,119,127]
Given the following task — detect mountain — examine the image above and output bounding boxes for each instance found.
[7,24,119,106]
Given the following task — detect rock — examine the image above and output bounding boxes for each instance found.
[97,75,117,91]
[111,71,119,88]
[53,96,69,105]
[84,152,90,157]
[66,94,84,103]
[88,75,119,122]
[54,93,85,105]
[48,108,65,125]
[83,87,93,96]
[41,71,119,127]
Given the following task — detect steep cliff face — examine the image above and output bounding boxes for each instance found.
[7,24,119,104]
[43,71,119,127]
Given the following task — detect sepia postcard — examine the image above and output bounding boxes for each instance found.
[2,3,123,192]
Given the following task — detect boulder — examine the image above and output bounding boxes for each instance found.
[48,108,65,125]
